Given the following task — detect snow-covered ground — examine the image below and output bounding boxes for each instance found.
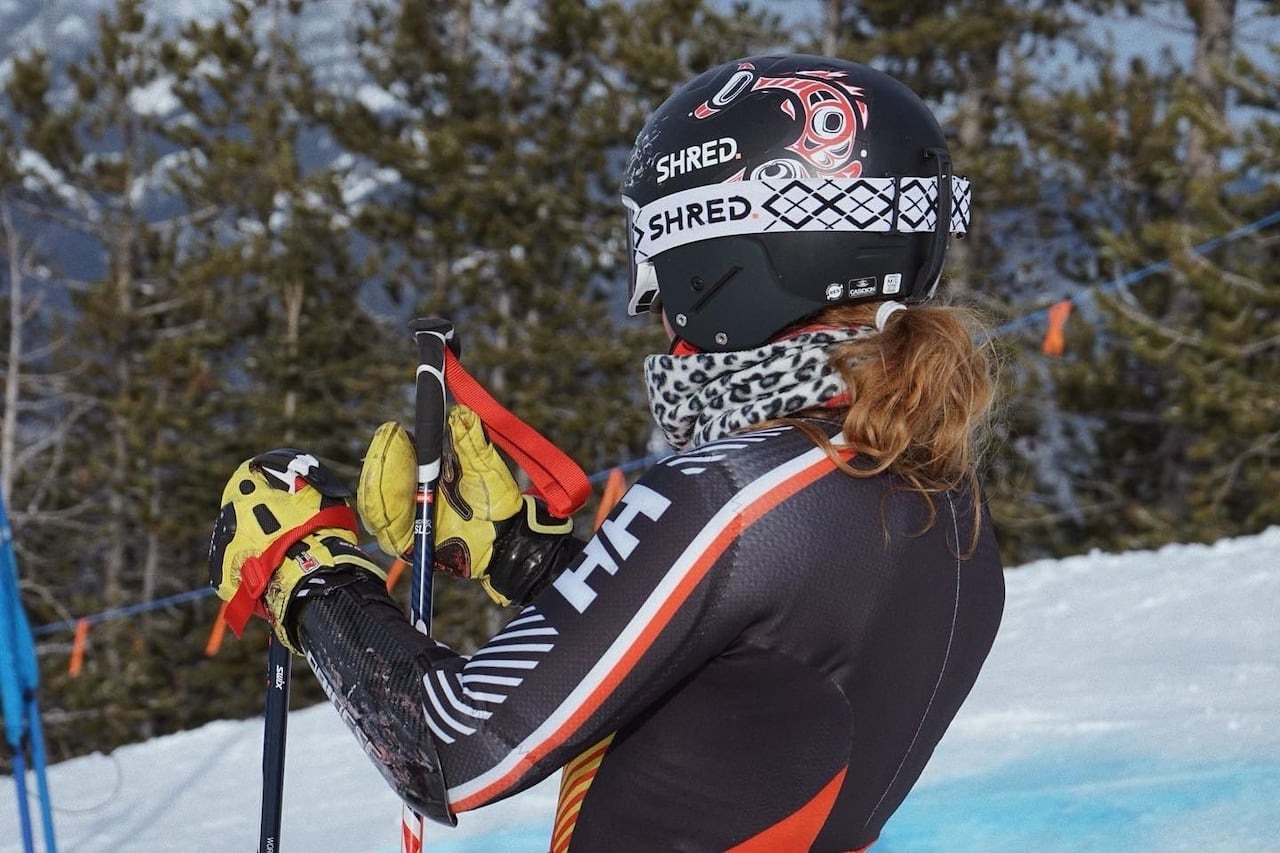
[3,527,1278,852]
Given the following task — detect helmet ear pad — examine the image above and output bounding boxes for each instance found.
[654,237,784,352]
[655,230,935,352]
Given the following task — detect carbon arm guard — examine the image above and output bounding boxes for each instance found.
[293,572,458,826]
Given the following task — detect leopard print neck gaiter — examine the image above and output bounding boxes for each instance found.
[643,327,874,451]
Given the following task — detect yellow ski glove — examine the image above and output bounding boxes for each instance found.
[358,405,574,607]
[357,419,421,561]
[209,449,386,653]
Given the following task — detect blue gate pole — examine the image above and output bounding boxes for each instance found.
[7,742,34,853]
[26,688,56,851]
[0,494,56,852]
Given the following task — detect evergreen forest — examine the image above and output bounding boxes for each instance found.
[0,0,1276,764]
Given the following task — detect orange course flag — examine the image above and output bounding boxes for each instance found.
[592,468,627,530]
[385,557,408,592]
[205,601,230,657]
[69,617,90,676]
[1042,299,1074,357]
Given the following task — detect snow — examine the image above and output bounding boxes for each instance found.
[355,83,401,116]
[15,150,98,222]
[126,76,181,119]
[2,527,1278,852]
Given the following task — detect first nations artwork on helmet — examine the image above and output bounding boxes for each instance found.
[692,61,871,181]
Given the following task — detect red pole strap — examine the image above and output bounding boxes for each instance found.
[444,350,591,518]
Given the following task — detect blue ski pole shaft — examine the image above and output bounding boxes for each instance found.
[259,633,291,852]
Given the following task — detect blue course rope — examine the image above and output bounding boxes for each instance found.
[32,587,216,636]
[990,208,1280,339]
[26,207,1280,637]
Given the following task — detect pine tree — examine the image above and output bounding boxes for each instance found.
[163,0,401,468]
[161,0,411,709]
[1229,6,1280,531]
[1160,0,1279,537]
[1005,0,1279,555]
[987,54,1183,556]
[0,141,66,509]
[0,0,247,755]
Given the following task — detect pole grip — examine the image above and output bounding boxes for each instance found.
[408,318,455,628]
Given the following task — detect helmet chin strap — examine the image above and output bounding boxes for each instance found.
[669,336,700,356]
[912,147,954,300]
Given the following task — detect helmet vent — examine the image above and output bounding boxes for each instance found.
[692,265,743,312]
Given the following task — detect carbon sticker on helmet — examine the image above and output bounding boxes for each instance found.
[847,278,877,298]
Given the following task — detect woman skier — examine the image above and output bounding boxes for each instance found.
[208,54,1005,851]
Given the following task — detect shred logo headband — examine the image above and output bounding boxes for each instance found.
[631,175,972,267]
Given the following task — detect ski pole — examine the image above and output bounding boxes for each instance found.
[259,633,291,852]
[400,317,454,853]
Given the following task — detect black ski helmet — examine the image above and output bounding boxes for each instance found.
[621,54,971,352]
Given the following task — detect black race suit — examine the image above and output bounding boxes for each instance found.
[294,423,1005,851]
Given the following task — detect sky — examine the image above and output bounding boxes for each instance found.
[2,525,1277,852]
